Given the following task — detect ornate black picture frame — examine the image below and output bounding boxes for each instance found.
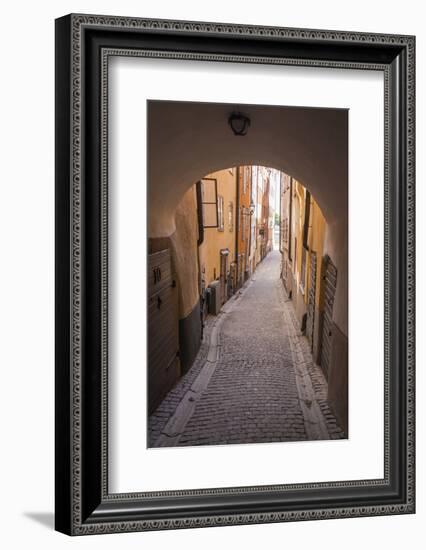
[55,14,415,535]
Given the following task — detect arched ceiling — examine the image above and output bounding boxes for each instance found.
[148,100,347,237]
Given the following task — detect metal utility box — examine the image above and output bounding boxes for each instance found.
[207,280,221,315]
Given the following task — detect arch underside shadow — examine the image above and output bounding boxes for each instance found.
[148,99,347,238]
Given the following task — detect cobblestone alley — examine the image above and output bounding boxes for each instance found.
[149,251,345,447]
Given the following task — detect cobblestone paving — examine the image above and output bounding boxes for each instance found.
[149,251,345,447]
[147,315,216,446]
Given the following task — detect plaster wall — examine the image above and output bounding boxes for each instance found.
[199,168,237,288]
[169,186,200,320]
[324,217,348,336]
[148,101,348,238]
[309,201,327,309]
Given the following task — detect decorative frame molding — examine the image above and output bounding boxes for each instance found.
[55,14,415,535]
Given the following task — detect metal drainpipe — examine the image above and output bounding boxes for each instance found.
[195,180,209,339]
[195,181,204,247]
[289,176,293,262]
[279,172,282,254]
[248,167,252,272]
[235,166,240,266]
[195,180,204,299]
[303,189,311,251]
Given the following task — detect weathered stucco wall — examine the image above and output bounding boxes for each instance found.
[324,218,348,337]
[309,201,327,309]
[148,101,348,238]
[288,183,328,330]
[199,169,237,288]
[323,216,348,433]
[169,186,200,320]
[279,175,347,433]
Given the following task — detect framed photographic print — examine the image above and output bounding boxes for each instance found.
[55,14,415,535]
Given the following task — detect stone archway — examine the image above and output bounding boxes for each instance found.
[147,100,348,430]
[148,100,347,237]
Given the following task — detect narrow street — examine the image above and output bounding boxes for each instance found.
[149,251,345,447]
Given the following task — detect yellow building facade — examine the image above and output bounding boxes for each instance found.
[280,175,327,362]
[237,166,253,285]
[199,168,237,303]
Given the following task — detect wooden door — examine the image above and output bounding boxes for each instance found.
[306,251,317,352]
[320,256,337,380]
[148,249,179,414]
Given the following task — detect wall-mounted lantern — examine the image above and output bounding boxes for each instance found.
[228,112,251,136]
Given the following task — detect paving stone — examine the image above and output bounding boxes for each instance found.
[149,251,346,447]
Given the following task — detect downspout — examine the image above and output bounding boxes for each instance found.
[248,168,252,272]
[195,181,204,294]
[195,181,204,338]
[303,189,311,251]
[235,167,240,264]
[279,172,282,254]
[196,181,204,247]
[289,177,293,262]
